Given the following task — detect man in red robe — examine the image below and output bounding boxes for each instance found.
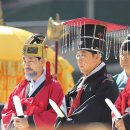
[114,38,130,130]
[1,34,64,130]
[114,78,130,130]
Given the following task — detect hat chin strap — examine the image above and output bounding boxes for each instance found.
[45,61,51,84]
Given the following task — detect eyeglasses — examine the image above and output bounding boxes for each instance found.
[22,57,39,64]
[76,54,85,59]
[23,60,38,64]
[120,51,130,56]
[120,52,130,55]
[119,51,130,59]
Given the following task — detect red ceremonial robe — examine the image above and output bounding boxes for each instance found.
[2,78,64,130]
[115,78,130,115]
[113,78,130,130]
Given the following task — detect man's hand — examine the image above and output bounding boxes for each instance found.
[13,116,29,130]
[115,119,126,130]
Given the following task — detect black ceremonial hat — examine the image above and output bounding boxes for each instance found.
[78,24,107,54]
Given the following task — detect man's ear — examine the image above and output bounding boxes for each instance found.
[96,52,102,59]
[39,58,44,64]
[42,58,47,66]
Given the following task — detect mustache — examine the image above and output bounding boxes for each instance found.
[25,67,33,71]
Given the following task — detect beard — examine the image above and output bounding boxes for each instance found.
[24,67,37,81]
[25,71,37,81]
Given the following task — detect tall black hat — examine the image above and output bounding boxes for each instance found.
[63,18,129,59]
[78,24,107,54]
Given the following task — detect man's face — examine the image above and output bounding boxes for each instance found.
[120,51,130,71]
[22,56,44,81]
[76,50,101,75]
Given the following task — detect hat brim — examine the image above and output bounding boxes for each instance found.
[78,48,104,54]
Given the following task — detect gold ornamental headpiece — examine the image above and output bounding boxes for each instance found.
[45,14,65,42]
[22,34,47,58]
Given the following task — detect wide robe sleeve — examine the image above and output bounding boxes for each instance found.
[2,79,28,130]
